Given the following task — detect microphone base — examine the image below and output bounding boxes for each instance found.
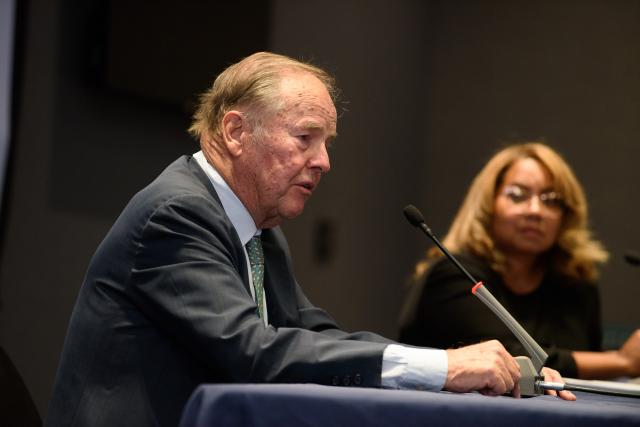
[516,356,544,396]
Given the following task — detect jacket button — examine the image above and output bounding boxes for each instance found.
[353,374,362,385]
[342,375,351,386]
[332,376,340,386]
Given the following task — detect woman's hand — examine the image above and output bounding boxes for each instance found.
[541,367,576,401]
[618,329,640,377]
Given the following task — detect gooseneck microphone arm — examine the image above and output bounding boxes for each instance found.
[403,204,549,372]
[403,204,640,399]
[403,204,547,396]
[624,251,640,267]
[403,205,478,285]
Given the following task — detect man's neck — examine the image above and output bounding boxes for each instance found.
[201,146,270,229]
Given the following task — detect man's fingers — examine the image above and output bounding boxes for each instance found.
[511,381,521,398]
[445,341,524,395]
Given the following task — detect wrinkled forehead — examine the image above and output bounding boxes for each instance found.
[277,72,337,121]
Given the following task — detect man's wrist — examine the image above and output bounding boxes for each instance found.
[381,344,448,391]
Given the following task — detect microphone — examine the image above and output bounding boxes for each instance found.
[404,205,640,398]
[624,251,640,267]
[403,205,482,287]
[403,204,546,396]
[404,204,640,399]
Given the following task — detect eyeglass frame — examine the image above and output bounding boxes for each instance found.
[497,184,566,213]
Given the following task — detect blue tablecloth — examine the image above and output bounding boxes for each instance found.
[180,383,640,427]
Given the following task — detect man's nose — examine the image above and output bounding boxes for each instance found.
[309,142,331,173]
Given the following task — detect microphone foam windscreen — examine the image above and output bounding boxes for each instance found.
[403,205,425,227]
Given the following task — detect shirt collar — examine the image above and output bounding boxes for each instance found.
[193,150,259,245]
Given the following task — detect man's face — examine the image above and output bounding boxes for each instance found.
[239,72,337,228]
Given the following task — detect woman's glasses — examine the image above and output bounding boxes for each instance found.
[500,184,566,212]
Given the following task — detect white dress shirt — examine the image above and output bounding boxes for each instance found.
[194,151,268,326]
[193,150,447,391]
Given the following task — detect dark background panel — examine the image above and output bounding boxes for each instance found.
[50,0,269,217]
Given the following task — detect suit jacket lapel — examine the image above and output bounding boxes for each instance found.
[186,155,252,296]
[261,228,298,327]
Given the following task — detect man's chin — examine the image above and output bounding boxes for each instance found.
[281,207,305,220]
[259,203,305,229]
[280,201,307,220]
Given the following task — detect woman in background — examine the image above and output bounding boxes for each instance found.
[399,142,640,379]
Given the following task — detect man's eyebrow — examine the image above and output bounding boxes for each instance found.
[297,120,338,138]
[297,120,323,130]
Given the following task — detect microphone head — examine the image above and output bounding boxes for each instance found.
[624,251,640,266]
[403,204,425,228]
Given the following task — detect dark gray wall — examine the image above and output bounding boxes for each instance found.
[416,0,640,332]
[1,0,638,418]
[272,0,429,337]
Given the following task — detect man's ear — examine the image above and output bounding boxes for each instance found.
[221,111,246,157]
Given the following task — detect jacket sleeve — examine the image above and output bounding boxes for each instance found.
[128,194,388,386]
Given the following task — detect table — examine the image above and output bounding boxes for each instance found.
[179,383,640,427]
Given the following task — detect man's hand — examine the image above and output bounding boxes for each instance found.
[444,340,521,397]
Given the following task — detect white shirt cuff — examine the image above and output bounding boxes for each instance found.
[381,344,448,391]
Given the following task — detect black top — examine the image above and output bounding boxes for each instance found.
[399,252,602,377]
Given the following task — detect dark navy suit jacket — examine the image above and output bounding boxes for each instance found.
[46,156,392,427]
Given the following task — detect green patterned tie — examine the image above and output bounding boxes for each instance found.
[245,235,265,319]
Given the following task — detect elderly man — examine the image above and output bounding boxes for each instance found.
[46,52,571,427]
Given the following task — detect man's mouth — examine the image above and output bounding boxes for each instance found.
[297,181,315,192]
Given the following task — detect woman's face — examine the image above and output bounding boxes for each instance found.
[492,158,565,258]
